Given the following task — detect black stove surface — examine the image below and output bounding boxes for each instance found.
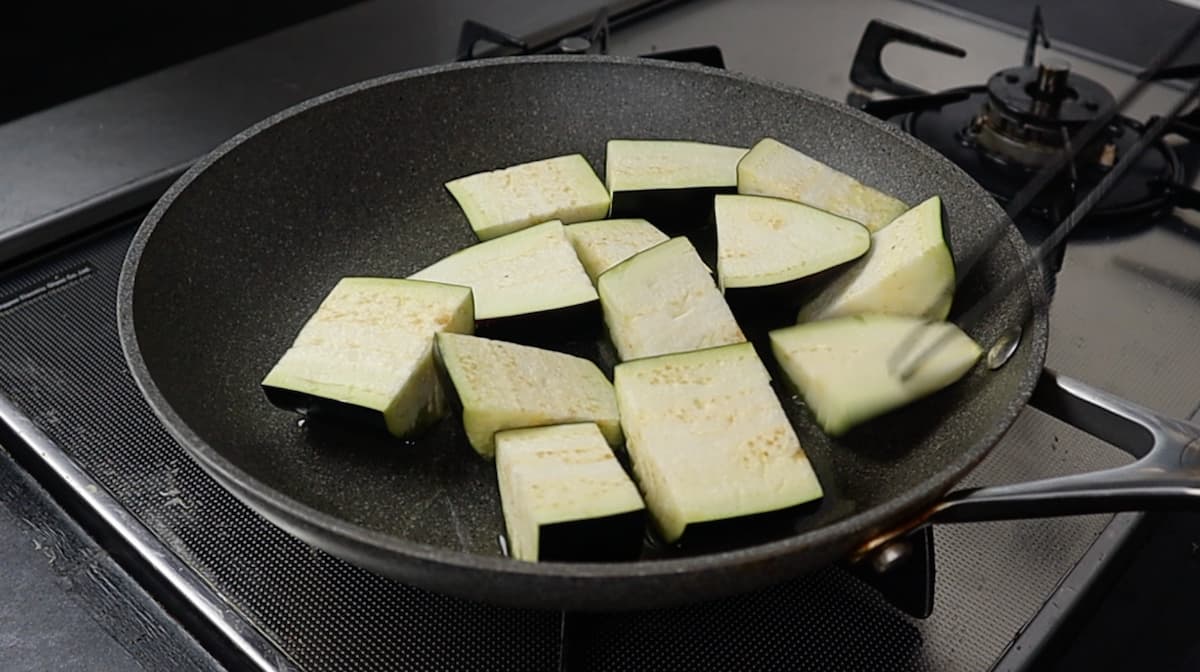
[0,441,220,672]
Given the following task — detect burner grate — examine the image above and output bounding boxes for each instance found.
[456,10,726,68]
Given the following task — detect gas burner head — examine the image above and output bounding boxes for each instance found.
[845,16,1187,244]
[846,13,1200,288]
[896,81,1180,237]
[970,60,1117,169]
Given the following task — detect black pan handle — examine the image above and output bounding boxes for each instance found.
[932,368,1200,523]
[855,368,1200,562]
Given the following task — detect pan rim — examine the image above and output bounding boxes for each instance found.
[117,54,1049,590]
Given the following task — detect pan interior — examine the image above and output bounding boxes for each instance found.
[129,59,1041,562]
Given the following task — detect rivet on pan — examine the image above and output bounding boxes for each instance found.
[870,540,912,574]
[987,327,1023,370]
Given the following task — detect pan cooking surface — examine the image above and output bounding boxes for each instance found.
[121,57,1045,592]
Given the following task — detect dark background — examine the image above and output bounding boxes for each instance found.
[5,0,1195,125]
[1,2,363,123]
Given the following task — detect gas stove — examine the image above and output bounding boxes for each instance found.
[839,10,1200,293]
[2,2,1200,671]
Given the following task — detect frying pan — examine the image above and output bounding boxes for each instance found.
[116,55,1200,611]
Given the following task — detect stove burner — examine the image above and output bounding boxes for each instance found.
[848,16,1185,245]
[901,84,1179,232]
[971,60,1116,169]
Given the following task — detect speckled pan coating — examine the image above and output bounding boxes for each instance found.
[117,55,1048,611]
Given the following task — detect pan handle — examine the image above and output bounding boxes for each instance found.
[855,368,1200,560]
[929,368,1200,523]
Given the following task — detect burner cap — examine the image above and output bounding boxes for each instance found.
[973,62,1119,169]
[986,62,1115,128]
[898,87,1180,236]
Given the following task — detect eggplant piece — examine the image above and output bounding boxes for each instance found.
[410,220,598,336]
[261,277,474,438]
[605,140,747,233]
[614,341,824,543]
[495,423,645,562]
[435,332,622,458]
[445,153,611,240]
[597,237,744,361]
[769,314,983,436]
[737,137,908,233]
[797,196,954,323]
[564,218,669,284]
[715,194,870,290]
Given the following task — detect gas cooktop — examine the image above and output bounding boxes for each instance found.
[3,1,1200,671]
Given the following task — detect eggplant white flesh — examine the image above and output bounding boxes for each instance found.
[495,423,645,562]
[769,314,982,436]
[715,194,871,290]
[615,342,824,543]
[262,277,474,438]
[606,140,747,192]
[737,137,908,233]
[797,196,954,323]
[605,140,748,231]
[435,333,622,457]
[445,154,611,240]
[597,237,745,361]
[410,220,597,322]
[564,218,670,284]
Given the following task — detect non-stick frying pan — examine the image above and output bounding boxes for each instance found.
[117,55,1200,611]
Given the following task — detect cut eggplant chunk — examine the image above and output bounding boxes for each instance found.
[606,140,748,232]
[445,154,611,240]
[607,140,747,192]
[564,218,670,284]
[715,194,870,290]
[598,237,745,361]
[261,277,474,438]
[435,333,622,457]
[615,342,824,543]
[410,220,598,326]
[737,137,908,233]
[770,314,983,436]
[796,196,954,323]
[495,423,645,562]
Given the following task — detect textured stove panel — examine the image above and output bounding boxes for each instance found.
[0,224,561,672]
[570,415,1125,672]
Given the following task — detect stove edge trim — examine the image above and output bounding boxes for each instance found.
[0,390,297,672]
